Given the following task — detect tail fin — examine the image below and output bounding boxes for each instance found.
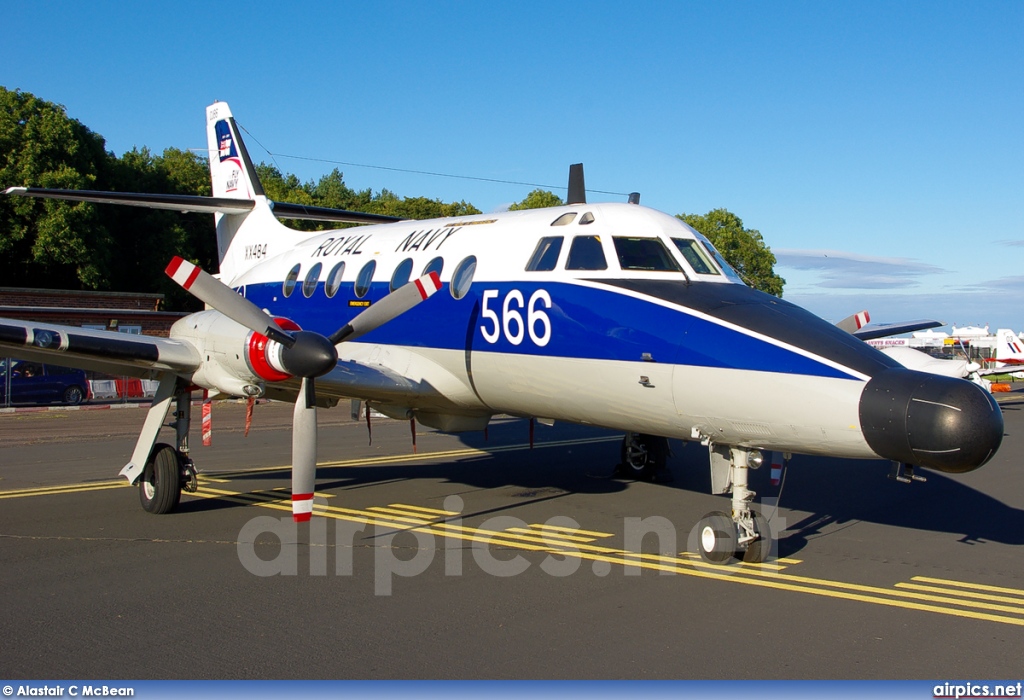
[206,103,264,201]
[994,329,1024,366]
[205,103,275,275]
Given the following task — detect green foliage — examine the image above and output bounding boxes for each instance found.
[675,209,786,297]
[0,88,111,288]
[508,189,563,210]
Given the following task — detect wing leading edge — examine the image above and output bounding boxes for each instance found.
[0,317,200,379]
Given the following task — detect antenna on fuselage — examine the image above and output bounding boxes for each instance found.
[567,163,586,205]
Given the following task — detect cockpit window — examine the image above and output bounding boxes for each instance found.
[526,236,563,271]
[695,233,746,284]
[551,213,576,226]
[565,235,607,270]
[612,237,682,272]
[671,238,719,276]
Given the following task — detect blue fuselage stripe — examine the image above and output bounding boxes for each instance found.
[242,280,860,380]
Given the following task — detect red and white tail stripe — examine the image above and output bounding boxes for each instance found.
[292,493,314,522]
[165,256,201,290]
[854,311,870,330]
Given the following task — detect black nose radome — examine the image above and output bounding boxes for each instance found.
[859,368,1003,473]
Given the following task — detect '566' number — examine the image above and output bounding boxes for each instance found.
[480,289,552,347]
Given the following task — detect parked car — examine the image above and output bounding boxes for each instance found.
[0,359,89,406]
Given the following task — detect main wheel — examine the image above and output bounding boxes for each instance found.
[620,433,667,481]
[139,443,182,514]
[63,385,84,406]
[741,512,772,564]
[696,511,737,564]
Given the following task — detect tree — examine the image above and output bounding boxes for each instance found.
[675,209,785,297]
[508,189,563,210]
[0,88,113,289]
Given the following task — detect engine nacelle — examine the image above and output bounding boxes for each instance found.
[170,310,299,397]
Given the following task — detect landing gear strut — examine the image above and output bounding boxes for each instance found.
[696,446,773,564]
[132,384,197,515]
[619,432,669,481]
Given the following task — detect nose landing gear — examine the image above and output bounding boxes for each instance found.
[696,446,773,564]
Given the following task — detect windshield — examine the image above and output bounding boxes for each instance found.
[695,233,745,285]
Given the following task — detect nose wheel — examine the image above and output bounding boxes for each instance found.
[696,446,773,564]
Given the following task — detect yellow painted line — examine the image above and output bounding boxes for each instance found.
[0,481,128,499]
[506,527,596,543]
[529,523,615,538]
[211,435,620,477]
[183,485,1024,626]
[910,576,1024,598]
[368,506,446,518]
[895,582,1024,607]
[0,435,618,502]
[387,503,460,516]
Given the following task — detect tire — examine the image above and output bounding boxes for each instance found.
[63,385,85,406]
[741,512,772,564]
[696,511,737,564]
[139,443,182,514]
[620,433,667,481]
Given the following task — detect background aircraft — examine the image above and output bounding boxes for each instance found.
[0,103,1004,564]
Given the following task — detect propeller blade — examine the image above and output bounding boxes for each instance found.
[166,256,294,347]
[329,272,442,345]
[291,377,318,522]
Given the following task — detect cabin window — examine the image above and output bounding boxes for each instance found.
[325,261,346,298]
[671,238,719,276]
[302,262,323,298]
[612,237,682,272]
[283,264,301,298]
[422,256,444,279]
[451,255,477,300]
[565,235,608,271]
[354,260,376,298]
[550,212,577,226]
[525,236,563,271]
[391,258,414,292]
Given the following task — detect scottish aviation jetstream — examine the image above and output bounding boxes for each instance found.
[0,103,1004,563]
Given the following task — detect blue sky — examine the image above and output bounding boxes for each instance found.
[3,2,1022,331]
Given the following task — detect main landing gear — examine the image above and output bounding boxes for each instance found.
[618,432,670,481]
[696,446,773,564]
[132,384,198,515]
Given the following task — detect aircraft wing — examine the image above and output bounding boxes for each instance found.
[2,187,402,225]
[0,317,200,379]
[852,319,943,341]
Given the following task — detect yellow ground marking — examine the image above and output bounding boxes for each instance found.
[0,481,129,499]
[387,503,460,516]
[0,436,617,500]
[505,527,597,543]
[6,441,1022,627]
[909,575,1024,598]
[895,582,1024,607]
[368,506,446,518]
[528,523,615,538]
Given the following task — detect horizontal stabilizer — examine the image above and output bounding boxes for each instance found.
[2,187,402,225]
[853,319,943,341]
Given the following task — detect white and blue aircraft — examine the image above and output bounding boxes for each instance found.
[0,102,1004,563]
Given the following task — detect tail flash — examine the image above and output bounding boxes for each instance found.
[994,328,1024,367]
[206,102,264,201]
